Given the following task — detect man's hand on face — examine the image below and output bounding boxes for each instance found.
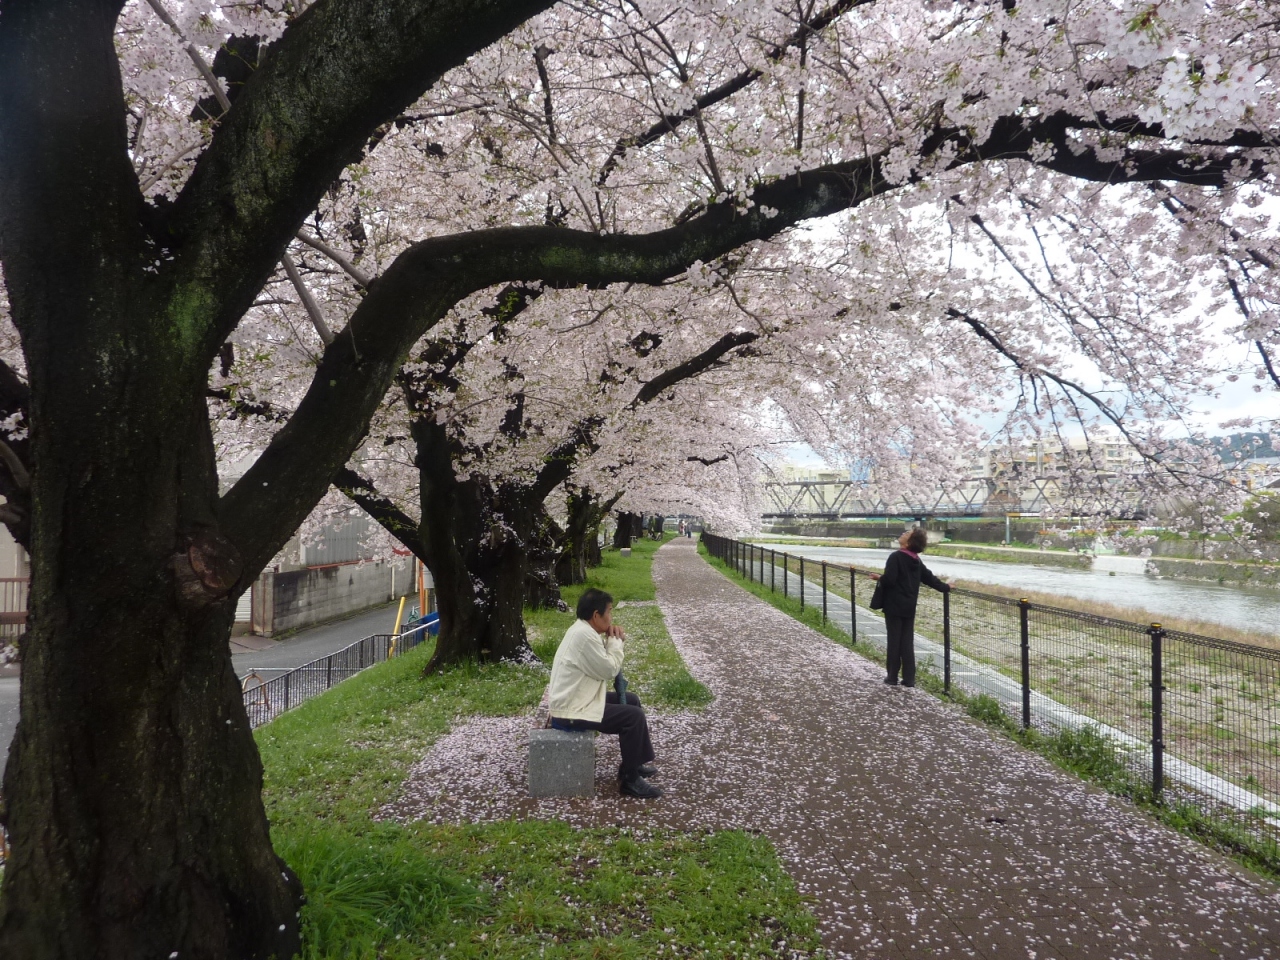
[588,604,624,640]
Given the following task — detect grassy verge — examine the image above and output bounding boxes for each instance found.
[258,538,819,959]
[700,541,1280,883]
[928,543,1091,569]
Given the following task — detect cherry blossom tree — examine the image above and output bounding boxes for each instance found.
[1,0,1276,957]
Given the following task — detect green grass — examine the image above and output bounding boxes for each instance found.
[703,541,1280,883]
[257,539,818,959]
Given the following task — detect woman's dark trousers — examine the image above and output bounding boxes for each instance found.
[556,691,655,777]
[885,612,917,685]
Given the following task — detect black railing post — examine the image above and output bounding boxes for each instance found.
[850,567,857,641]
[1019,598,1031,730]
[1150,623,1165,804]
[783,553,788,598]
[326,655,333,689]
[771,550,776,592]
[821,562,828,623]
[283,672,291,712]
[799,557,805,610]
[943,589,952,694]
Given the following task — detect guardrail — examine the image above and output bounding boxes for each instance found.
[702,532,1280,856]
[240,625,432,728]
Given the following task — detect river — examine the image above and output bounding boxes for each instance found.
[756,543,1280,640]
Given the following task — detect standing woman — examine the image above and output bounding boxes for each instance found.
[873,528,950,687]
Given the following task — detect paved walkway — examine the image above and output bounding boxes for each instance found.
[382,539,1280,959]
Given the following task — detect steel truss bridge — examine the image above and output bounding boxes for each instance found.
[761,477,1136,520]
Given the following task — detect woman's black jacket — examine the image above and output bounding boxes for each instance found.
[878,550,949,618]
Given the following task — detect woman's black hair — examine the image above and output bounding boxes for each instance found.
[576,588,614,621]
[906,528,929,552]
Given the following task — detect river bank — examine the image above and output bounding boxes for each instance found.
[744,540,1280,645]
[750,534,1279,587]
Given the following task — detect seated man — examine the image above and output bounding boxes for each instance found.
[548,588,661,799]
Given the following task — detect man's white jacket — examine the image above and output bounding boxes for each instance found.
[547,618,625,723]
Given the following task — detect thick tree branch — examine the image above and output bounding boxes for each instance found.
[332,466,425,558]
[687,453,730,466]
[631,330,759,406]
[0,0,143,327]
[163,0,560,364]
[220,114,1266,574]
[527,329,763,501]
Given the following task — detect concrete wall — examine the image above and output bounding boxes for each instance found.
[252,558,414,637]
[1118,539,1280,563]
[1146,556,1280,589]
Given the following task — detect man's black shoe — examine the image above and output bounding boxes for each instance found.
[619,774,663,799]
[902,681,915,688]
[883,677,899,685]
[638,763,658,777]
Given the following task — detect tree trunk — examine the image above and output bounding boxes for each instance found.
[414,420,535,670]
[0,363,301,958]
[558,491,597,585]
[584,522,603,568]
[613,510,641,549]
[524,507,564,610]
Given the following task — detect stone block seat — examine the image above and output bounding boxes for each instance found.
[528,690,596,798]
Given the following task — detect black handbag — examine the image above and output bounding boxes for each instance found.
[869,580,884,610]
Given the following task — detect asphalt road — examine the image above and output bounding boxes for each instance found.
[0,600,406,769]
[232,601,404,679]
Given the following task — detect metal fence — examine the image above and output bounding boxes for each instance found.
[702,533,1280,855]
[240,627,431,729]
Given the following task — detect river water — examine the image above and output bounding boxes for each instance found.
[760,543,1280,640]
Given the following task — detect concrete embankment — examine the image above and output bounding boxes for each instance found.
[1146,555,1280,588]
[935,545,1280,588]
[930,542,1093,569]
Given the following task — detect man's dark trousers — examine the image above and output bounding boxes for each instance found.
[885,613,917,685]
[551,691,655,777]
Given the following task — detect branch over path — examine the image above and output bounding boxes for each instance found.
[384,539,1280,959]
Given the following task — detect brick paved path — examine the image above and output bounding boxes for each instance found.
[384,538,1280,959]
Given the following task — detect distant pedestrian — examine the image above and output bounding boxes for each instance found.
[871,529,949,687]
[678,519,685,537]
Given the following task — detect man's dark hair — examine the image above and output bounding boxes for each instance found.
[576,588,614,622]
[906,528,929,552]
